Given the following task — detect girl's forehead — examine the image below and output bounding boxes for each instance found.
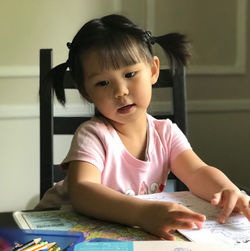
[81,50,106,74]
[81,44,150,72]
[82,50,101,65]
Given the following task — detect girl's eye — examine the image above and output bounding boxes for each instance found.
[97,80,109,86]
[125,72,136,78]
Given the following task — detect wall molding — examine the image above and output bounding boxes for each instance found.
[0,104,39,119]
[150,99,250,114]
[0,66,39,78]
[146,0,247,75]
[1,99,250,119]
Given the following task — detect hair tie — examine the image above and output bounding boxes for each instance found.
[65,59,71,70]
[66,42,71,49]
[144,31,156,45]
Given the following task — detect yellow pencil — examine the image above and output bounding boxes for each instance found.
[33,242,56,251]
[48,243,61,251]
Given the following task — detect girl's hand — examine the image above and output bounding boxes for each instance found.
[211,189,250,223]
[138,201,206,240]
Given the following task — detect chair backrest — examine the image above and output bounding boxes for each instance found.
[39,49,188,199]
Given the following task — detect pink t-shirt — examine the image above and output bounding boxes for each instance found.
[62,114,191,196]
[35,114,191,209]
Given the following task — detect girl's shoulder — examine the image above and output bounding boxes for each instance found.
[74,115,114,138]
[147,113,184,141]
[147,113,174,131]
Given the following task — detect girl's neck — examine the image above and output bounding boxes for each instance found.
[111,113,147,138]
[109,113,148,161]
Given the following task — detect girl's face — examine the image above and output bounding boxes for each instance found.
[81,50,159,126]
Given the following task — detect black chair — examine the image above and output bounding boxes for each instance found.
[39,49,188,199]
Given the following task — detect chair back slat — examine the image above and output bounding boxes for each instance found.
[54,117,92,134]
[64,71,76,88]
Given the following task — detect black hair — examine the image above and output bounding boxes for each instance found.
[43,14,191,105]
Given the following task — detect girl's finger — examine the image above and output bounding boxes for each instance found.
[218,192,237,223]
[174,211,206,223]
[174,221,195,230]
[175,214,204,229]
[211,192,222,206]
[159,231,175,241]
[164,219,195,231]
[237,198,250,221]
[195,220,204,229]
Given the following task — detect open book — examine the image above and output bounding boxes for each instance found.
[136,191,250,249]
[13,191,250,249]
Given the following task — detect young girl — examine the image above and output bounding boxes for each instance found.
[37,14,250,240]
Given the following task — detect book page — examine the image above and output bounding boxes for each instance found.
[13,209,78,230]
[136,191,250,249]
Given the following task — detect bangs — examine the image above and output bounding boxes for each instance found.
[94,34,153,70]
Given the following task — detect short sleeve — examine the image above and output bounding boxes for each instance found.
[168,121,192,162]
[60,120,106,172]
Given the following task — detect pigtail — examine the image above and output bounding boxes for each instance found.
[42,62,68,105]
[154,33,191,71]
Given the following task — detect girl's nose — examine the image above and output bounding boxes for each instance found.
[114,82,129,98]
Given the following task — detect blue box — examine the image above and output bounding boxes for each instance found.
[0,228,85,249]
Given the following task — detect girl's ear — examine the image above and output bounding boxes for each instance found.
[151,56,160,85]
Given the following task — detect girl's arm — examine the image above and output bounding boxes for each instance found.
[171,149,250,223]
[67,160,205,240]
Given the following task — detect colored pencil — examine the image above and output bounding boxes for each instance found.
[21,241,48,251]
[13,241,22,249]
[33,242,56,251]
[47,243,61,251]
[14,238,42,251]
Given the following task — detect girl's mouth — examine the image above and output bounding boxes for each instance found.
[118,104,135,114]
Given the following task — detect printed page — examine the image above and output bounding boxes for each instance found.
[13,211,31,229]
[13,209,77,230]
[136,191,250,249]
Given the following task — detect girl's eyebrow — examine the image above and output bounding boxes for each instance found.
[87,63,140,80]
[87,71,104,80]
